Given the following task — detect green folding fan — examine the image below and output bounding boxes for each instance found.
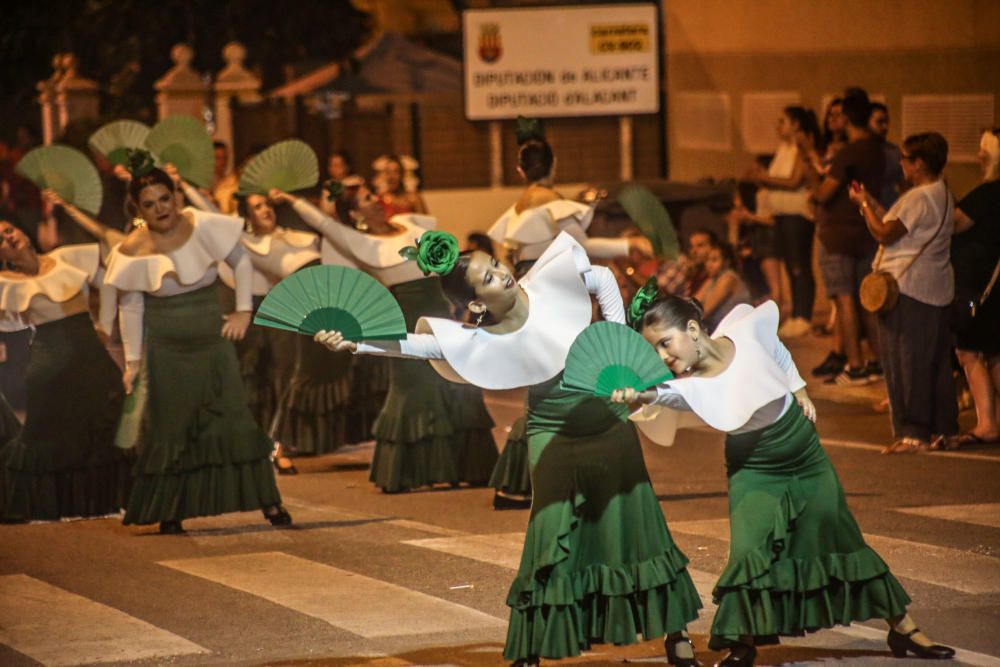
[563,321,673,397]
[238,139,319,195]
[618,184,680,260]
[88,120,151,166]
[15,145,103,215]
[254,265,407,340]
[145,115,214,188]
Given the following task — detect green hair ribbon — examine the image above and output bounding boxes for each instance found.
[627,277,659,329]
[514,115,545,145]
[125,148,156,178]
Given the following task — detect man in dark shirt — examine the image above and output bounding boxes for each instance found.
[812,87,885,385]
[870,102,905,209]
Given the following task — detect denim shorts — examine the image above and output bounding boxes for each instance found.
[818,245,875,297]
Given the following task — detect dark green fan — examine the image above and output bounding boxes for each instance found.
[15,145,103,215]
[618,183,680,259]
[253,265,407,340]
[563,321,673,397]
[145,115,214,188]
[89,120,151,166]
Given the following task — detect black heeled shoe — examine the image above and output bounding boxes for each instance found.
[665,636,701,667]
[715,645,755,667]
[159,520,185,535]
[263,505,293,527]
[493,491,532,510]
[887,628,955,659]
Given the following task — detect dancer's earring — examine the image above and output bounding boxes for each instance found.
[474,310,485,327]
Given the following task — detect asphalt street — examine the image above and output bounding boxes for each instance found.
[3,334,999,667]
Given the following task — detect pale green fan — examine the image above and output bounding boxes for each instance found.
[15,145,103,215]
[618,184,681,260]
[145,115,214,188]
[88,120,151,166]
[254,265,407,340]
[239,140,319,195]
[562,321,674,397]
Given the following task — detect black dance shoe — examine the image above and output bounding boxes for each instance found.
[263,505,293,527]
[665,636,701,667]
[887,628,955,659]
[493,491,532,510]
[714,645,755,667]
[510,658,539,667]
[158,520,185,535]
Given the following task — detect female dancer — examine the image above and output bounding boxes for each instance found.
[103,158,290,534]
[0,221,130,521]
[487,121,651,507]
[315,230,702,666]
[272,186,497,493]
[612,294,955,665]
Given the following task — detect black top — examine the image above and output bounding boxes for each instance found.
[954,179,1000,293]
[819,137,885,256]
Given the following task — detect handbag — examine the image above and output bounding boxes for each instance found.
[860,189,951,314]
[955,254,1000,332]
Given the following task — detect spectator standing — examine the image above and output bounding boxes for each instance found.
[812,88,885,385]
[947,128,1000,447]
[869,102,905,209]
[851,132,956,454]
[749,106,820,337]
[212,141,239,214]
[822,98,847,169]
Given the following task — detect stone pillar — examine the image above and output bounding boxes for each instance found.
[155,44,207,121]
[489,120,503,188]
[619,115,634,181]
[213,42,262,173]
[54,54,100,138]
[37,54,66,145]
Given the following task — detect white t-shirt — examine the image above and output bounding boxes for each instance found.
[880,179,954,306]
[758,141,812,219]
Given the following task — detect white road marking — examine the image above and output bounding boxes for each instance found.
[823,438,1000,463]
[894,503,1000,530]
[158,551,505,638]
[0,574,207,666]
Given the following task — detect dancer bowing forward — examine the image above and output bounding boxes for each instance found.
[613,294,954,666]
[103,154,290,534]
[315,231,702,667]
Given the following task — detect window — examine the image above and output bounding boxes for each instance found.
[902,95,995,163]
[741,92,801,154]
[674,91,731,151]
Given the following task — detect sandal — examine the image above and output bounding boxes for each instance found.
[881,437,928,455]
[937,432,1000,450]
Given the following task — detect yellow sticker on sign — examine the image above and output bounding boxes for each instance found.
[590,23,650,54]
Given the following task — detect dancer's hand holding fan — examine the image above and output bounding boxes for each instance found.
[238,140,319,195]
[562,321,673,400]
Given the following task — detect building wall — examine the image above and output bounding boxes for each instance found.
[664,0,1000,196]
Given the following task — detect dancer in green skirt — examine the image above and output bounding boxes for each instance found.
[0,223,130,521]
[613,295,955,666]
[103,158,290,534]
[271,186,498,493]
[486,117,651,509]
[315,231,702,666]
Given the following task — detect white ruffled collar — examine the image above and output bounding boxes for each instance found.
[219,226,321,295]
[653,302,793,432]
[320,213,436,269]
[415,233,593,390]
[0,243,99,313]
[241,227,320,256]
[488,200,594,248]
[104,208,243,292]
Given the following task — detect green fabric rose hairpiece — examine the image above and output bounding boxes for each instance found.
[399,230,460,276]
[323,179,344,202]
[514,115,545,145]
[125,148,156,178]
[627,276,660,329]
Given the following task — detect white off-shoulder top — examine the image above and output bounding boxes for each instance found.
[488,199,629,262]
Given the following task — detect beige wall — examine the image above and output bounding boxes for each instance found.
[664,0,1000,196]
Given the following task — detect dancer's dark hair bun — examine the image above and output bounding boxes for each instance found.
[636,295,707,334]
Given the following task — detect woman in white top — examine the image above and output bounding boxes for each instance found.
[612,295,954,666]
[0,222,130,521]
[486,120,651,506]
[851,132,957,454]
[103,159,290,534]
[271,186,498,493]
[315,231,703,667]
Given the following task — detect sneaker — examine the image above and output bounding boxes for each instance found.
[827,366,873,386]
[863,360,883,380]
[779,317,812,338]
[812,352,847,377]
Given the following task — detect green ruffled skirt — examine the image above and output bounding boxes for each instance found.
[504,377,701,661]
[349,355,390,443]
[220,288,275,430]
[269,327,354,456]
[489,413,532,496]
[120,286,282,525]
[1,313,132,521]
[369,278,497,492]
[709,402,910,649]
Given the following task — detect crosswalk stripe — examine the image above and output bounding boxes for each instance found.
[894,503,1000,530]
[0,574,207,666]
[158,551,505,638]
[669,518,1000,595]
[822,438,1000,463]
